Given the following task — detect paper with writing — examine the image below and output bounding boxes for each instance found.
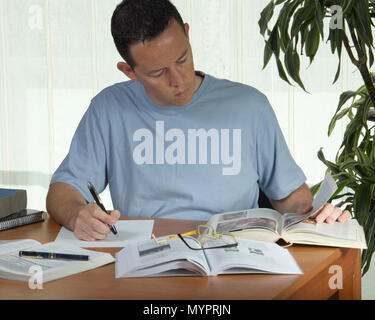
[55,220,154,247]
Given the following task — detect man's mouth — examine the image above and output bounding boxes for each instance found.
[175,89,188,98]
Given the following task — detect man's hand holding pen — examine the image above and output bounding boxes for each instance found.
[72,203,120,241]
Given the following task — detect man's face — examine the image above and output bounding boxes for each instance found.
[118,19,200,106]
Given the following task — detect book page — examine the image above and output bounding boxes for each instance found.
[116,236,210,278]
[208,208,281,234]
[203,238,302,276]
[282,219,358,241]
[0,239,40,255]
[120,260,207,278]
[282,173,338,230]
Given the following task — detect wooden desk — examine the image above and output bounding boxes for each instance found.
[0,216,361,300]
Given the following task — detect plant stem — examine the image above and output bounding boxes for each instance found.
[343,33,359,65]
[358,65,375,108]
[343,0,352,15]
[346,17,375,109]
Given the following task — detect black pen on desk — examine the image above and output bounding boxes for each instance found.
[19,251,89,261]
[87,181,118,235]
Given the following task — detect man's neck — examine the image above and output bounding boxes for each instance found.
[193,71,204,93]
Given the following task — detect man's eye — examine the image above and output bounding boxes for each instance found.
[151,71,163,78]
[178,58,187,64]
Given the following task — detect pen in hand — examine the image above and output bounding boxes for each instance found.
[87,181,118,235]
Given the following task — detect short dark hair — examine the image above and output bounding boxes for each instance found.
[111,0,186,69]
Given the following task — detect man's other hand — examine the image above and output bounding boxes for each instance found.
[305,203,351,224]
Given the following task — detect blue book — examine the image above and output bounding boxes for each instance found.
[0,189,27,219]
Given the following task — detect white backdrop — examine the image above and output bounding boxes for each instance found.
[0,0,372,298]
[0,0,362,209]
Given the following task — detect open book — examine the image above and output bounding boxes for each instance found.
[115,236,302,278]
[206,174,367,249]
[0,239,115,282]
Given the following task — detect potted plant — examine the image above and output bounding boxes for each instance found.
[259,0,375,275]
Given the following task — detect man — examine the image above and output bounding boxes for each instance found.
[46,0,350,241]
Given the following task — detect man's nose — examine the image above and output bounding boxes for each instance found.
[168,69,183,87]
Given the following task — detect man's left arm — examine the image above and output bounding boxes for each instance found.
[269,183,351,223]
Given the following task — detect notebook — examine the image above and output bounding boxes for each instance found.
[0,209,47,231]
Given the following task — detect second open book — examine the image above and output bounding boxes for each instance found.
[116,236,302,278]
[207,174,367,249]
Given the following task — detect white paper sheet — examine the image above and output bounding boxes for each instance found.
[54,220,154,248]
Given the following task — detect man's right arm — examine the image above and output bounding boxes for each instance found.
[46,182,120,241]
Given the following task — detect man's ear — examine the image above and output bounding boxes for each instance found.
[117,62,137,81]
[184,23,190,39]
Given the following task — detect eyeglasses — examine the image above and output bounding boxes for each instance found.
[151,224,238,250]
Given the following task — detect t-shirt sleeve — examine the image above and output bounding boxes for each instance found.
[50,100,108,202]
[256,95,306,200]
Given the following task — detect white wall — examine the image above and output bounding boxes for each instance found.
[0,0,372,298]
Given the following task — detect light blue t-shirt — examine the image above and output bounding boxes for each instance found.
[51,72,306,220]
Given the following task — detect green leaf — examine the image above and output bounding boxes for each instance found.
[354,147,371,167]
[317,148,340,174]
[284,43,307,91]
[328,104,351,136]
[300,24,309,50]
[328,27,337,54]
[351,5,372,49]
[275,56,292,85]
[259,1,275,37]
[328,91,361,136]
[338,159,358,171]
[361,208,375,275]
[336,90,360,113]
[353,164,369,178]
[278,1,302,49]
[353,183,372,225]
[263,40,273,69]
[341,119,362,156]
[314,0,324,40]
[356,0,374,46]
[291,4,315,38]
[362,96,372,126]
[269,26,280,56]
[369,46,374,68]
[370,139,375,164]
[332,58,341,85]
[330,29,344,84]
[305,23,320,63]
